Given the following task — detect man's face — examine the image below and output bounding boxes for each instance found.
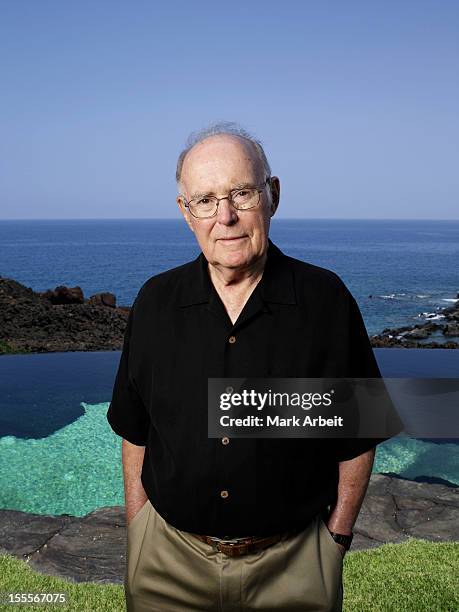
[177,135,279,270]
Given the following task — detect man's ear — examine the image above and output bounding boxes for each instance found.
[176,196,195,233]
[268,177,280,216]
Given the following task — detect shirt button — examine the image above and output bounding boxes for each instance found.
[225,386,233,393]
[220,490,229,499]
[221,437,230,445]
[228,335,236,344]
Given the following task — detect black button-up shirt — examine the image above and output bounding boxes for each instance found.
[107,239,396,538]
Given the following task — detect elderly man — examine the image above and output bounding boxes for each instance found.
[107,122,399,611]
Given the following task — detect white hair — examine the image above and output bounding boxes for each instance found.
[175,120,271,187]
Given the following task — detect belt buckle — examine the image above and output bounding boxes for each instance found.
[210,537,237,548]
[209,536,248,553]
[215,541,229,553]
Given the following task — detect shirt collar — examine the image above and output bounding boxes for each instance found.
[178,238,297,307]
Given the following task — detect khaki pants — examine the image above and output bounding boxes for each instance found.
[125,499,344,611]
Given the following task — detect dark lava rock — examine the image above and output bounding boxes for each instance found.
[0,475,457,584]
[371,298,459,349]
[351,474,459,550]
[40,285,85,305]
[88,292,116,308]
[0,506,126,585]
[444,322,459,337]
[404,327,430,339]
[0,277,129,354]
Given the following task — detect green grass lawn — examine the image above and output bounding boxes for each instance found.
[1,538,458,611]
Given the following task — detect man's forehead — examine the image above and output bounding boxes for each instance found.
[185,135,259,170]
[189,133,255,155]
[181,136,262,193]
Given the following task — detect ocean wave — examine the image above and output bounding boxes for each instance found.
[377,293,410,300]
[417,312,446,320]
[376,293,457,304]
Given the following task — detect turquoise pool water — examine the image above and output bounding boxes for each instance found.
[0,348,458,516]
[0,402,459,516]
[0,401,457,516]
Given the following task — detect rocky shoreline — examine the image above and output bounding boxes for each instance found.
[370,298,459,349]
[0,276,130,354]
[0,474,457,584]
[1,276,459,354]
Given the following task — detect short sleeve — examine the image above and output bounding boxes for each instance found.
[335,290,403,461]
[106,299,150,446]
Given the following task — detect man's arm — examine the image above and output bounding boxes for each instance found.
[122,439,148,526]
[325,447,375,554]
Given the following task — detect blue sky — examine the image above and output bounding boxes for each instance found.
[1,1,458,220]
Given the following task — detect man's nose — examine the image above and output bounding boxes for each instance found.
[216,198,238,225]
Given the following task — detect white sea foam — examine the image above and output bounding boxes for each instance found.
[417,312,445,321]
[378,293,411,300]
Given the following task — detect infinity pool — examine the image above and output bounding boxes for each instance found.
[0,349,457,516]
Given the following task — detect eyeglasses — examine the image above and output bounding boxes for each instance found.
[181,177,271,219]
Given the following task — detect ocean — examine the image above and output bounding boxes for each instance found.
[1,218,458,335]
[1,218,458,515]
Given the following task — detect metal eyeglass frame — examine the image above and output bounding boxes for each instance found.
[181,176,272,219]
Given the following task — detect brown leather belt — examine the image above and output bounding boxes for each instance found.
[190,532,283,557]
